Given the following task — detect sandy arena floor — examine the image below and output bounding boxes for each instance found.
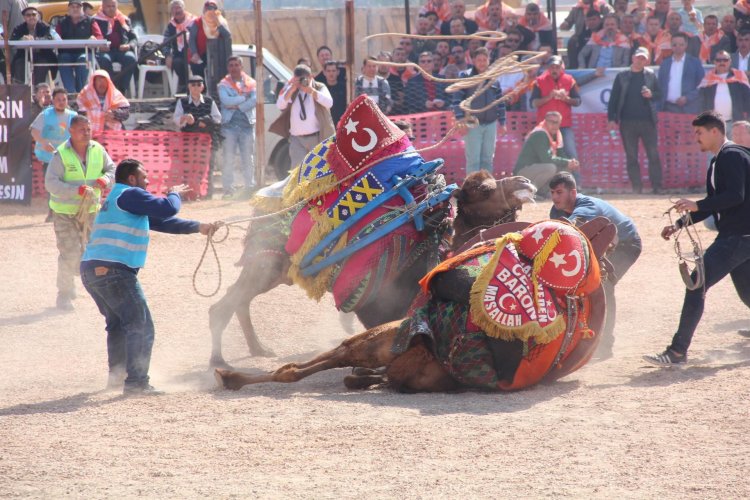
[1,194,749,498]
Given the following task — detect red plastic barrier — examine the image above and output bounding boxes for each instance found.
[391,110,706,191]
[33,131,212,199]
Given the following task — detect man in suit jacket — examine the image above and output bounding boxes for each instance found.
[578,14,632,69]
[731,29,750,79]
[404,52,447,114]
[657,32,705,114]
[698,50,750,133]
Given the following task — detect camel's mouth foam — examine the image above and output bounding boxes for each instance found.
[514,186,537,205]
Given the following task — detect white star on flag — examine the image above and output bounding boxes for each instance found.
[549,252,567,268]
[531,226,545,243]
[344,118,359,135]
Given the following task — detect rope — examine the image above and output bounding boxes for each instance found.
[191,223,230,298]
[75,187,98,243]
[665,205,705,293]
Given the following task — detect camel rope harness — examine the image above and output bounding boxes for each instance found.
[665,206,705,293]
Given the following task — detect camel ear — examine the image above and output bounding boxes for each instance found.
[478,177,497,192]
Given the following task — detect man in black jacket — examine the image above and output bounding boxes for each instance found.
[644,111,750,366]
[607,46,663,193]
[10,6,58,85]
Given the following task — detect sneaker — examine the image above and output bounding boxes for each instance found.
[643,348,687,367]
[122,384,164,397]
[738,329,750,338]
[56,295,74,311]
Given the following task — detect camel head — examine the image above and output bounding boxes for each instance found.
[450,170,536,250]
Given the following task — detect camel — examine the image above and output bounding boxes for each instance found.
[208,170,537,367]
[214,217,616,393]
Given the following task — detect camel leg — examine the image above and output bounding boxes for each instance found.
[208,253,289,367]
[215,321,402,390]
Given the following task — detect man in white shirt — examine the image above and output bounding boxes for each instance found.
[698,50,750,137]
[731,30,750,78]
[657,32,705,114]
[274,64,334,171]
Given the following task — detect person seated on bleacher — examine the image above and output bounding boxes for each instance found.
[578,14,632,70]
[722,14,738,54]
[697,15,732,64]
[676,0,703,37]
[475,0,505,32]
[439,0,478,36]
[404,51,447,114]
[10,6,60,86]
[630,0,654,33]
[93,0,138,95]
[635,15,672,65]
[187,0,232,96]
[560,0,613,69]
[163,0,196,94]
[56,0,104,93]
[517,2,555,51]
[620,14,639,49]
[413,15,436,55]
[665,11,701,58]
[419,0,451,29]
[76,69,130,134]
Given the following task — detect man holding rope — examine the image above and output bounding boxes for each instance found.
[81,158,220,395]
[644,111,750,366]
[44,115,114,311]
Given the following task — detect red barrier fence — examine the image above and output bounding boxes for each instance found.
[32,131,212,199]
[393,111,707,192]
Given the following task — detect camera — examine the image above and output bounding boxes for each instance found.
[294,67,310,87]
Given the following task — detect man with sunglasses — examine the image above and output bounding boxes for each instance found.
[698,50,750,137]
[9,6,59,85]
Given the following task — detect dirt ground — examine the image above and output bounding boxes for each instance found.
[1,193,749,499]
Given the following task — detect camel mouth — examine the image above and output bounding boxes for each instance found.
[513,184,537,205]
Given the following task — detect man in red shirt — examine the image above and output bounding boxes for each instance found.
[530,55,582,184]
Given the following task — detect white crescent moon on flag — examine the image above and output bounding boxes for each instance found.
[351,127,378,153]
[497,293,516,311]
[561,249,582,277]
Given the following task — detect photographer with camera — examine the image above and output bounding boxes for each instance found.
[173,74,221,197]
[273,64,334,171]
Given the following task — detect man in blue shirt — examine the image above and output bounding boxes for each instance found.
[81,158,220,395]
[549,172,642,360]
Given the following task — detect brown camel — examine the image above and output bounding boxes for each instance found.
[208,170,537,367]
[215,217,616,393]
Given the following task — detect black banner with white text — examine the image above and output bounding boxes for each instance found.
[0,85,32,205]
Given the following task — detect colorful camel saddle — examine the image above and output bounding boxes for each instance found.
[399,220,603,391]
[253,95,455,311]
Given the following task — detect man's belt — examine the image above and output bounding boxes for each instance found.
[293,132,318,138]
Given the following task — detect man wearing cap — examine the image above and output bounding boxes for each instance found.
[174,74,221,196]
[56,0,104,93]
[187,0,232,97]
[272,63,334,171]
[608,47,663,194]
[10,6,59,85]
[531,54,582,184]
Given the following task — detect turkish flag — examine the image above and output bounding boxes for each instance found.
[327,95,408,179]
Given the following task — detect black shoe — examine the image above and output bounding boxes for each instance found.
[738,329,750,338]
[643,348,687,367]
[123,384,164,396]
[56,295,74,311]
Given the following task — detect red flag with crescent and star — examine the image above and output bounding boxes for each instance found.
[327,94,409,179]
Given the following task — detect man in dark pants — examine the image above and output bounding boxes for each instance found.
[608,46,663,194]
[81,159,219,394]
[644,111,750,366]
[549,172,642,360]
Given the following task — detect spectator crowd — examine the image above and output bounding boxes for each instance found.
[14,0,750,201]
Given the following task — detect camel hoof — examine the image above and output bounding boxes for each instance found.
[344,374,386,390]
[214,368,243,391]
